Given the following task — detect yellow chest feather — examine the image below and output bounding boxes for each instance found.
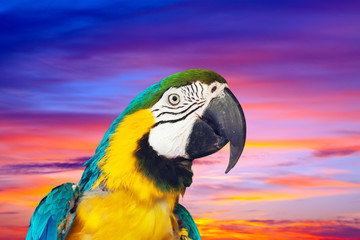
[66,190,179,240]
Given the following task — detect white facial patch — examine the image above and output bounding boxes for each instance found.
[149,81,228,159]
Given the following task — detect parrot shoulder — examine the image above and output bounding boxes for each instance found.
[26,183,80,240]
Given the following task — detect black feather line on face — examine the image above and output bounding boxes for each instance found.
[135,133,193,192]
[153,103,204,127]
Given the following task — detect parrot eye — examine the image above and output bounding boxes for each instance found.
[168,93,180,105]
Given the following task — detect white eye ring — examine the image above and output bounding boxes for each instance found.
[168,93,180,105]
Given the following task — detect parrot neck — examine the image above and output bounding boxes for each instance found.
[93,109,192,202]
[135,132,194,192]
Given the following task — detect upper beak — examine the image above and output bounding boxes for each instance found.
[186,88,246,173]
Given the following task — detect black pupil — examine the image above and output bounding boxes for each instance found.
[211,86,217,93]
[172,96,178,102]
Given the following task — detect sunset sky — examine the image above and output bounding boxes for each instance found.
[1,0,360,239]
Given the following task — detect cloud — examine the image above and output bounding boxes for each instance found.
[193,159,221,165]
[319,169,352,176]
[0,111,115,129]
[267,175,360,188]
[336,130,360,136]
[313,146,360,158]
[0,170,83,209]
[1,0,359,89]
[202,181,358,203]
[0,211,18,215]
[0,111,113,163]
[0,157,89,175]
[274,161,300,167]
[211,190,325,202]
[0,226,28,240]
[195,218,360,240]
[246,136,360,154]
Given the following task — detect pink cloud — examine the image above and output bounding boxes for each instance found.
[267,175,360,188]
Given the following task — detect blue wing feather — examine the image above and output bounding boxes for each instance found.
[26,183,79,240]
[39,216,56,240]
[175,204,201,240]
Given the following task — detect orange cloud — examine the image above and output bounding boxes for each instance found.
[209,186,353,203]
[216,191,329,202]
[267,175,360,188]
[195,218,360,240]
[0,113,108,164]
[319,169,352,176]
[0,171,82,208]
[246,136,360,150]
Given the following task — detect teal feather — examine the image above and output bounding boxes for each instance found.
[39,216,56,240]
[175,204,201,240]
[26,183,79,240]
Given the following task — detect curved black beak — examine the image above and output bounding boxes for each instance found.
[186,88,246,173]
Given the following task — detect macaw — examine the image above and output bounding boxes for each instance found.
[26,69,246,240]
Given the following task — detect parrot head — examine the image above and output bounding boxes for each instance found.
[144,70,246,173]
[80,69,246,193]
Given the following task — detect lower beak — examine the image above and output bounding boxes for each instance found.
[186,88,246,173]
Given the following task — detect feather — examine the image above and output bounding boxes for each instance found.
[26,183,79,240]
[175,204,201,240]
